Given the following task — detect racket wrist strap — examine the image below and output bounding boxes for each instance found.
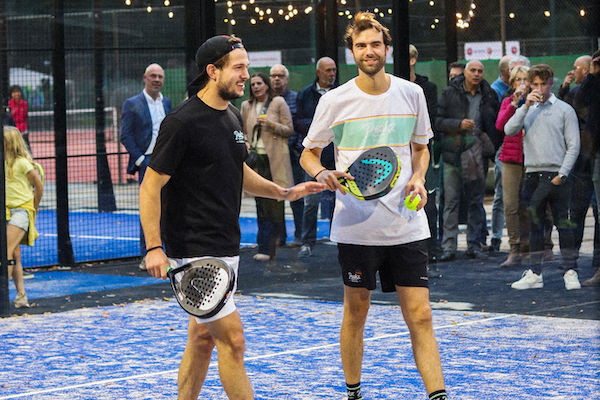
[146,245,163,253]
[313,168,328,180]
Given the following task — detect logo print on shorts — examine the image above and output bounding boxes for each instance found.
[348,270,362,283]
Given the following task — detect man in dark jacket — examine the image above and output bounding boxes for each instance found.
[409,44,440,261]
[558,55,600,281]
[295,57,338,257]
[436,60,499,261]
[576,51,600,286]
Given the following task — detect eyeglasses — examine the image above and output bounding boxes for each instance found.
[270,74,286,78]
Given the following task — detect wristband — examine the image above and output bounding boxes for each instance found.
[313,168,328,180]
[146,245,163,253]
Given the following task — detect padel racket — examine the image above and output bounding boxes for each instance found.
[167,258,236,319]
[338,146,400,201]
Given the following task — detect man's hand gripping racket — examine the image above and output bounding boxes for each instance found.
[145,249,235,319]
[320,146,400,201]
[166,258,236,319]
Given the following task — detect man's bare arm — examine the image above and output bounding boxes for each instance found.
[139,167,171,279]
[405,142,429,211]
[242,163,325,201]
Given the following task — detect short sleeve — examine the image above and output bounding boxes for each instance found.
[14,157,34,176]
[411,86,433,145]
[302,94,335,149]
[149,115,188,176]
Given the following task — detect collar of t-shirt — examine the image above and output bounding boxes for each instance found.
[315,82,331,96]
[143,89,166,155]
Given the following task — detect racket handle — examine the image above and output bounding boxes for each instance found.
[166,258,178,273]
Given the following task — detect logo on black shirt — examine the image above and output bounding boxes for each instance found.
[234,130,245,144]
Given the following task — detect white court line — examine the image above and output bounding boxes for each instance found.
[39,233,138,241]
[0,313,514,399]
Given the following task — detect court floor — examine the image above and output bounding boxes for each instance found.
[1,295,598,399]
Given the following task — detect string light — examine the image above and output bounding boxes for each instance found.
[124,0,131,5]
[168,11,173,18]
[580,9,585,16]
[456,0,476,29]
[163,0,169,6]
[544,10,551,17]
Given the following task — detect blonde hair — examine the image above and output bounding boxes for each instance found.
[344,12,392,50]
[4,126,33,178]
[509,65,530,85]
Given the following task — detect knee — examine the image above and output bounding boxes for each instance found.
[404,303,434,331]
[344,299,370,325]
[217,330,247,360]
[188,327,216,356]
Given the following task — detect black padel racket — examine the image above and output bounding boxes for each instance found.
[338,146,401,201]
[167,258,236,319]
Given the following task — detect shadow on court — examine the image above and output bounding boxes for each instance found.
[1,242,599,399]
[8,242,600,320]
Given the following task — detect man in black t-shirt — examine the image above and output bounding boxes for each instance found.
[139,35,324,400]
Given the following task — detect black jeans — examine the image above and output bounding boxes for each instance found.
[255,154,285,257]
[522,171,576,274]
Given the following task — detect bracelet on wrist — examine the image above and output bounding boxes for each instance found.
[313,168,328,180]
[146,245,163,253]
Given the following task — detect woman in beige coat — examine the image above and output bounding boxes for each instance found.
[242,72,294,263]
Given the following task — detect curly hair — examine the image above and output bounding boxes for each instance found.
[344,12,391,50]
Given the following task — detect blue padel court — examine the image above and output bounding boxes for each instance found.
[24,211,331,267]
[0,296,598,399]
[7,271,158,300]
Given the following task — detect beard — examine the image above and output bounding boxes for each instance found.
[217,80,243,101]
[356,55,386,76]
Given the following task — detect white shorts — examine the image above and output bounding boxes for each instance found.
[8,208,29,231]
[169,255,239,324]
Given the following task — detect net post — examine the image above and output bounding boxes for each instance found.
[0,0,9,317]
[94,0,116,213]
[0,111,9,317]
[53,0,74,267]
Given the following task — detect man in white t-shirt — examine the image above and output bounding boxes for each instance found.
[300,12,447,400]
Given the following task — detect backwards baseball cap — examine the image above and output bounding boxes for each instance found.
[188,35,245,93]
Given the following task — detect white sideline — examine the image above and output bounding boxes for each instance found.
[0,313,513,399]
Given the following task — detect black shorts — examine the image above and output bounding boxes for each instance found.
[338,240,429,292]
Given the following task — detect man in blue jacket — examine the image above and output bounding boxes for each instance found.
[121,63,172,269]
[295,57,338,257]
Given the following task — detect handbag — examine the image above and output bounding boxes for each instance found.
[246,98,271,169]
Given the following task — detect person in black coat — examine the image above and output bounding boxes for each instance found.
[435,60,499,261]
[409,45,441,261]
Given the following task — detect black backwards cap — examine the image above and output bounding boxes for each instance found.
[187,35,244,96]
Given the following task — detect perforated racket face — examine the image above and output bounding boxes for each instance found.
[168,258,235,318]
[339,146,400,200]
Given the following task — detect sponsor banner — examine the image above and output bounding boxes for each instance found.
[464,41,520,60]
[248,50,281,67]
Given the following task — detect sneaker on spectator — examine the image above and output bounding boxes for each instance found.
[511,269,543,290]
[563,269,581,290]
[22,270,34,280]
[14,292,30,308]
[138,257,147,271]
[298,244,312,258]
